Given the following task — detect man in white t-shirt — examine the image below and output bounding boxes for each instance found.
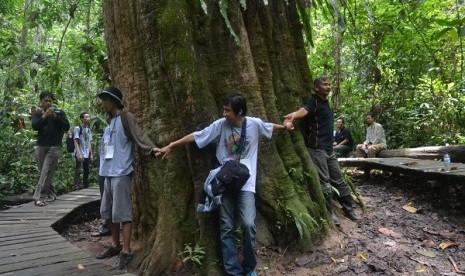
[72,111,93,190]
[156,93,290,276]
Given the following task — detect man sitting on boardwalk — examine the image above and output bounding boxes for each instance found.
[356,113,387,158]
[333,118,353,157]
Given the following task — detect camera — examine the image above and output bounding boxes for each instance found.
[52,108,62,115]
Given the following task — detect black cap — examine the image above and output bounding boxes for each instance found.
[98,86,124,108]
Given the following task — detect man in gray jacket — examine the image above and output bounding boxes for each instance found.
[356,113,387,158]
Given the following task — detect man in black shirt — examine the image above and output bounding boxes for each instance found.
[31,91,70,206]
[333,118,353,157]
[283,76,360,225]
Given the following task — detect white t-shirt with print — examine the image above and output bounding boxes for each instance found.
[74,126,92,158]
[193,116,273,193]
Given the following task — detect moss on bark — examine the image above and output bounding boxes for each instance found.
[102,0,330,274]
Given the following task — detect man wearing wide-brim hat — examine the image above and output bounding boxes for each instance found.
[95,86,159,270]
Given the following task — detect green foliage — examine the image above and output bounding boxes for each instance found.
[0,127,37,197]
[286,207,319,240]
[178,243,206,267]
[0,0,108,197]
[308,0,465,149]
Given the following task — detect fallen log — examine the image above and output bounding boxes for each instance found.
[377,145,465,163]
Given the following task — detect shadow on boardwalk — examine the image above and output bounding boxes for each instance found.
[0,188,134,276]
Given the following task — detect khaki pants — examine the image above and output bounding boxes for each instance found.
[355,144,385,158]
[33,146,61,200]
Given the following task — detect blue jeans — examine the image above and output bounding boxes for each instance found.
[220,191,256,276]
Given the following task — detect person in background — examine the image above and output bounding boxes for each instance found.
[333,118,353,157]
[355,113,387,158]
[95,86,159,270]
[72,111,93,190]
[31,91,70,207]
[156,93,289,276]
[283,76,360,225]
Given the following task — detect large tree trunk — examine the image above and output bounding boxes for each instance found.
[102,0,329,274]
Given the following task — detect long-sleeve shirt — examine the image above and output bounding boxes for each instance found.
[364,122,387,149]
[31,109,70,147]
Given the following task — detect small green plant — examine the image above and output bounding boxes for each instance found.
[285,207,319,240]
[178,243,206,267]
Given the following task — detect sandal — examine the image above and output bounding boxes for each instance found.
[34,200,47,207]
[45,194,56,203]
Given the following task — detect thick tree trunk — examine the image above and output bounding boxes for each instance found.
[102,0,329,274]
[378,145,465,163]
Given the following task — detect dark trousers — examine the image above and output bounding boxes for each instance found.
[307,148,351,197]
[73,157,90,188]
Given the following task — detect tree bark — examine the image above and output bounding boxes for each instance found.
[102,0,329,274]
[378,145,465,163]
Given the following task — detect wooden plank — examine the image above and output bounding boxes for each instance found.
[0,188,128,275]
[0,230,57,243]
[0,235,64,248]
[338,157,465,183]
[0,241,71,259]
[0,227,56,238]
[377,145,465,163]
[0,215,60,221]
[0,225,51,231]
[0,209,74,215]
[67,188,100,195]
[32,262,123,276]
[0,221,53,227]
[12,260,127,276]
[0,244,83,266]
[56,195,100,201]
[0,250,89,272]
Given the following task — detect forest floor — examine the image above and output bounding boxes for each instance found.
[61,169,465,275]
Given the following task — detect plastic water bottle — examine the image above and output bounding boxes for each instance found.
[443,153,451,172]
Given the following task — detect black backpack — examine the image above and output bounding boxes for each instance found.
[212,160,250,196]
[66,126,83,153]
[211,118,250,196]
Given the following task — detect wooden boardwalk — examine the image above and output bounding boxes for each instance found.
[0,188,133,276]
[339,157,465,184]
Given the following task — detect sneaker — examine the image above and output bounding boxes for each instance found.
[96,246,121,259]
[115,251,134,270]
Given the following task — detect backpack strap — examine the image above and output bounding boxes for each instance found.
[236,117,247,159]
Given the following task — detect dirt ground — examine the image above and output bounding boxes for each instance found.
[61,170,465,275]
